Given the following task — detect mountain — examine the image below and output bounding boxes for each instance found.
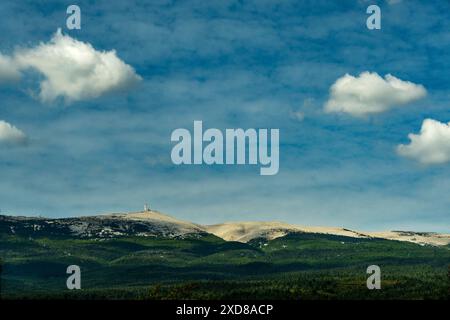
[204,222,369,243]
[204,221,450,246]
[1,210,450,300]
[0,210,206,239]
[1,210,449,246]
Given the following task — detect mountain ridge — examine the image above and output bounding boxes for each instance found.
[1,210,449,246]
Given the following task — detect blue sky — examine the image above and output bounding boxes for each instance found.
[0,0,449,232]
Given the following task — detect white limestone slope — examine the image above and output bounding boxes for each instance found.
[367,231,450,247]
[108,210,204,235]
[204,221,450,246]
[204,222,369,243]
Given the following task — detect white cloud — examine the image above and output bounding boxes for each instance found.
[397,119,450,164]
[290,110,305,121]
[0,120,27,145]
[0,53,21,82]
[324,72,426,116]
[14,29,141,103]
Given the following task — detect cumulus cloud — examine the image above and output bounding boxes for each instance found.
[13,29,141,103]
[0,120,27,145]
[0,53,21,82]
[324,72,426,116]
[397,119,450,164]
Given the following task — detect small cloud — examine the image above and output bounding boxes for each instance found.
[13,29,141,104]
[397,119,450,164]
[290,98,315,121]
[290,110,305,122]
[0,120,27,146]
[324,72,426,117]
[302,98,315,109]
[0,53,21,82]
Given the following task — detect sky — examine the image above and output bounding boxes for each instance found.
[0,0,449,232]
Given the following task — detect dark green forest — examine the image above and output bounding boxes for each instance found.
[1,232,449,300]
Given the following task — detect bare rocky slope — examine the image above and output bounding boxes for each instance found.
[204,221,450,246]
[0,210,206,239]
